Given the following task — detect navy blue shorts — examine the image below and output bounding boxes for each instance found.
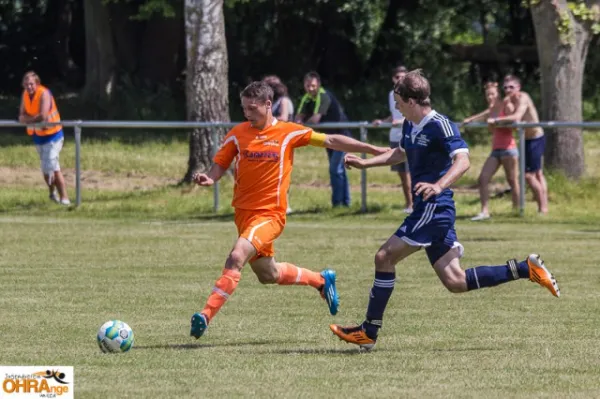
[389,141,408,172]
[394,203,464,265]
[525,135,546,172]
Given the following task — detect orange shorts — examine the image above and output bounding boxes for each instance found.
[235,209,285,259]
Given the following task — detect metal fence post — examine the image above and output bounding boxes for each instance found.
[518,127,526,217]
[74,125,82,207]
[360,124,368,213]
[211,128,219,212]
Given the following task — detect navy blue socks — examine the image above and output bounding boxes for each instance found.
[465,259,529,291]
[362,271,395,339]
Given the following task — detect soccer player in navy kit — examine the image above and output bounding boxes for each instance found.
[330,70,560,350]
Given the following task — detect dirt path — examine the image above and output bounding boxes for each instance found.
[1,166,508,194]
[0,167,179,191]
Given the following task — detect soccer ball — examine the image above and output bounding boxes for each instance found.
[97,320,134,353]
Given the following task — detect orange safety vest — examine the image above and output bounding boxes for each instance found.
[22,85,62,136]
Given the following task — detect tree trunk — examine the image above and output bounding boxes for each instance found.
[530,1,599,178]
[182,0,230,183]
[82,0,116,103]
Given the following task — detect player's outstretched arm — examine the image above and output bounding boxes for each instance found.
[322,134,390,156]
[345,147,406,170]
[193,163,227,186]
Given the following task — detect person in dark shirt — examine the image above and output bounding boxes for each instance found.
[296,71,351,207]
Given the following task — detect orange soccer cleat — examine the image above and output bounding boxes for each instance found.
[528,254,560,297]
[330,324,376,350]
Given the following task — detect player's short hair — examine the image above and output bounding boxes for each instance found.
[303,71,321,84]
[503,74,521,85]
[22,71,41,86]
[392,65,407,76]
[393,69,431,106]
[240,81,274,103]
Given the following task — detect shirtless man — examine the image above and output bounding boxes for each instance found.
[488,75,548,214]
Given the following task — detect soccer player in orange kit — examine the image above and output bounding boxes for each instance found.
[190,81,390,339]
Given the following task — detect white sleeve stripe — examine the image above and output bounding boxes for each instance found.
[449,148,469,158]
[433,114,454,138]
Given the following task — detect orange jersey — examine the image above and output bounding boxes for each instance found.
[213,119,323,212]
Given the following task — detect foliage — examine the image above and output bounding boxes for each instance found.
[531,0,600,44]
[1,0,600,121]
[102,0,178,19]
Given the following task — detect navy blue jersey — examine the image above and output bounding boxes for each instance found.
[400,110,469,208]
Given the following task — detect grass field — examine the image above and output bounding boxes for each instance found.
[2,131,600,398]
[2,217,600,398]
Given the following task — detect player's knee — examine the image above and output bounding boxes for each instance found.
[374,249,391,269]
[225,250,246,271]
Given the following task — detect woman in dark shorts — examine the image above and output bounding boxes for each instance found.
[464,82,518,221]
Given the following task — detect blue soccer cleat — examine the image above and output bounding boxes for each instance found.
[190,313,208,339]
[320,269,339,316]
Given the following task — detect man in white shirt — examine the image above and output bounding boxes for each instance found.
[373,65,412,213]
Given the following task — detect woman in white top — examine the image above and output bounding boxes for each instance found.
[263,75,294,121]
[373,66,413,213]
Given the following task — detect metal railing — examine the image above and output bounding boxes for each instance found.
[2,120,600,216]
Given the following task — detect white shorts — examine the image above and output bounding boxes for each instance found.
[36,138,64,175]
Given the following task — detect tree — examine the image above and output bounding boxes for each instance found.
[82,0,116,103]
[183,0,230,183]
[530,0,600,178]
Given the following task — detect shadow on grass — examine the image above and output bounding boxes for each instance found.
[133,339,274,350]
[187,206,330,222]
[264,347,371,355]
[429,346,505,352]
[189,213,235,221]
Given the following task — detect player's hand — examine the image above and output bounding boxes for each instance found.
[372,119,383,126]
[192,172,214,186]
[391,119,403,126]
[344,154,366,169]
[371,146,391,156]
[414,182,442,201]
[486,117,497,126]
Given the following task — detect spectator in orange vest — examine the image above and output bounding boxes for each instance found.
[18,71,70,205]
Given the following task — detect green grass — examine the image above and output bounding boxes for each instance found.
[2,131,600,397]
[1,131,600,224]
[1,217,600,398]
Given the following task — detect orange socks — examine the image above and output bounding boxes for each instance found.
[201,268,241,322]
[276,262,324,289]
